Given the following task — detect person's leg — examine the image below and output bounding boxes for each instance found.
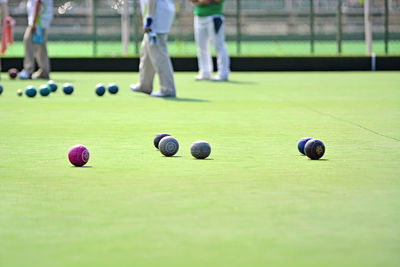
[21,26,35,78]
[33,29,50,79]
[194,16,212,79]
[148,33,176,96]
[137,34,156,94]
[211,16,230,80]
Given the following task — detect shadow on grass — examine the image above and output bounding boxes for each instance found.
[163,97,210,103]
[225,80,258,85]
[192,158,214,160]
[299,155,329,161]
[195,79,257,85]
[70,165,93,168]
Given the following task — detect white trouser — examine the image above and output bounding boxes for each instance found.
[194,15,230,79]
[23,26,50,76]
[138,33,176,95]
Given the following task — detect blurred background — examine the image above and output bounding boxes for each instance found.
[4,0,400,57]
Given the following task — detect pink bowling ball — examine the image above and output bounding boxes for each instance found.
[68,144,90,167]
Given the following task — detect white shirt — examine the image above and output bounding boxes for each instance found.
[27,0,53,28]
[0,0,8,4]
[140,0,175,33]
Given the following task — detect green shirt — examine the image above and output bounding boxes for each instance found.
[194,0,224,17]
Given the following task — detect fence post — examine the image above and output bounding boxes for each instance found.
[133,0,140,55]
[364,0,372,55]
[92,0,98,56]
[310,0,315,54]
[122,0,130,56]
[337,0,342,54]
[384,0,389,54]
[236,0,241,55]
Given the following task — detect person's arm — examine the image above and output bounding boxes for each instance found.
[144,0,156,33]
[31,0,42,33]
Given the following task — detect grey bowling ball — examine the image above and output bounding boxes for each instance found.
[190,141,211,159]
[153,133,171,149]
[159,136,179,157]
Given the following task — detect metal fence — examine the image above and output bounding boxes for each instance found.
[4,0,400,57]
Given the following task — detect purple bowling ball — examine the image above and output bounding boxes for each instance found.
[68,144,89,167]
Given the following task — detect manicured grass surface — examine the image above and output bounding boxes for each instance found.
[0,72,400,267]
[3,40,400,57]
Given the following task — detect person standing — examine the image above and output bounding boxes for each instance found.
[19,0,53,80]
[130,0,176,98]
[191,0,230,81]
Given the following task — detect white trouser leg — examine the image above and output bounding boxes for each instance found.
[35,29,50,76]
[194,16,213,77]
[210,15,230,79]
[139,34,156,93]
[23,26,36,74]
[148,33,176,95]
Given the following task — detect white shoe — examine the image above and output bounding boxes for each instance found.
[213,75,228,82]
[32,71,50,80]
[130,84,150,94]
[150,91,176,98]
[195,74,212,81]
[18,70,31,80]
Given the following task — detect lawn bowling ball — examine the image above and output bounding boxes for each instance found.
[63,83,74,95]
[68,144,90,167]
[159,136,179,157]
[95,83,106,96]
[191,141,211,159]
[153,133,171,149]
[17,89,23,96]
[47,80,58,92]
[25,86,37,97]
[304,139,325,160]
[8,68,18,79]
[108,83,119,94]
[39,85,51,96]
[297,137,312,155]
[0,85,3,95]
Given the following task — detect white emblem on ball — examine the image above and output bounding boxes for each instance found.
[82,149,90,162]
